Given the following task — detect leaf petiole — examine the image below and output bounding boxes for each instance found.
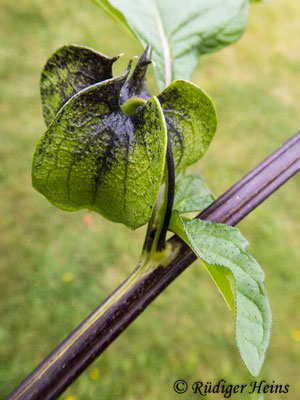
[143,135,175,254]
[156,137,175,251]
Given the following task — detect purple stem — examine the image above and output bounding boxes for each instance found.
[6,132,300,400]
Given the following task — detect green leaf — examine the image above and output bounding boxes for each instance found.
[174,173,215,214]
[169,211,272,376]
[41,45,118,126]
[32,70,167,230]
[158,80,217,171]
[90,0,250,89]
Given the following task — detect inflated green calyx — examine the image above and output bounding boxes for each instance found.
[33,63,167,229]
[33,44,217,231]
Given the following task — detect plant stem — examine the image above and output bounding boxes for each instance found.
[6,131,300,400]
[143,136,175,253]
[156,138,175,251]
[200,130,300,225]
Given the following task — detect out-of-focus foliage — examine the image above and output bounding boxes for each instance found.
[0,0,299,399]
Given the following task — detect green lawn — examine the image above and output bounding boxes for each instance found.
[0,0,299,399]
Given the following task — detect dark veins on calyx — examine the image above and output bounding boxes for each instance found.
[126,46,176,251]
[41,43,176,248]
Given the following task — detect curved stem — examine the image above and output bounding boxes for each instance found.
[143,136,175,254]
[156,138,175,251]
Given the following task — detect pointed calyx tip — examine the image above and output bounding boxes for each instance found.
[120,46,153,103]
[143,44,152,65]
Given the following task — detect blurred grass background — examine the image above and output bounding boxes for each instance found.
[0,0,299,399]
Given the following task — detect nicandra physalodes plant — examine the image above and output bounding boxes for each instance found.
[32,45,217,230]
